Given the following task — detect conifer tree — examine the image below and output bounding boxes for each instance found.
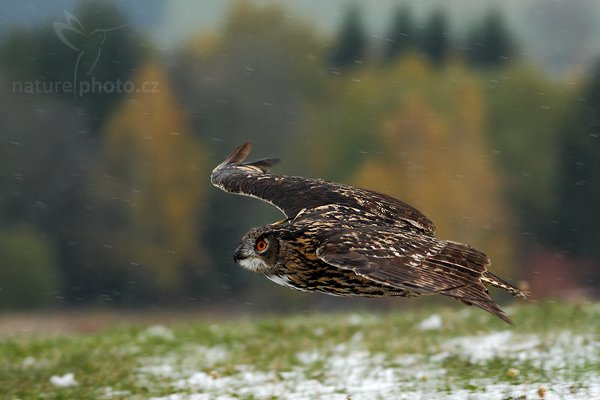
[384,6,416,63]
[421,9,450,66]
[330,5,367,70]
[467,10,516,67]
[553,62,600,270]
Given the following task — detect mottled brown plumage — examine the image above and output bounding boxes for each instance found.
[211,143,527,324]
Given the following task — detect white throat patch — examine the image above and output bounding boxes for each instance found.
[266,274,308,291]
[238,256,268,273]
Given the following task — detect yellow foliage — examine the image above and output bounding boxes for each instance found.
[101,62,206,293]
[354,63,516,275]
[185,33,221,57]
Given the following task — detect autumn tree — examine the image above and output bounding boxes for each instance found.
[353,60,516,277]
[96,62,207,301]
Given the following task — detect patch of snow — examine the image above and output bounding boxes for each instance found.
[136,330,600,399]
[138,344,229,379]
[350,331,364,343]
[173,371,233,391]
[442,379,600,400]
[139,364,176,377]
[50,372,78,387]
[443,330,540,362]
[140,325,175,341]
[200,345,229,365]
[347,314,364,326]
[312,327,325,336]
[442,330,600,373]
[295,350,322,365]
[101,387,131,399]
[149,394,235,400]
[21,356,37,368]
[417,314,443,331]
[21,356,51,369]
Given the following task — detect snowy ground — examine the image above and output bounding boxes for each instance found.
[2,303,599,399]
[134,323,600,400]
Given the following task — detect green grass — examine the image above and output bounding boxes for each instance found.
[1,302,599,399]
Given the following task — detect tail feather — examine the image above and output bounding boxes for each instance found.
[430,241,526,324]
[482,271,528,299]
[456,296,514,325]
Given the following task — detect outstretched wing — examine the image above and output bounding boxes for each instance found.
[210,143,435,234]
[315,224,513,323]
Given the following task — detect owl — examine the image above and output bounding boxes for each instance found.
[211,143,527,324]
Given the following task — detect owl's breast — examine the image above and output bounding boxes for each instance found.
[267,257,409,297]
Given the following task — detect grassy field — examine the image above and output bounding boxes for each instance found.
[1,302,599,399]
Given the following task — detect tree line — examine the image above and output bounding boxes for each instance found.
[0,1,598,309]
[331,5,516,70]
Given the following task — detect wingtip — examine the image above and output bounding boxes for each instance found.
[246,157,280,173]
[223,142,252,165]
[213,142,252,174]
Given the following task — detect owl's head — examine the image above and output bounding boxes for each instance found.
[233,225,281,273]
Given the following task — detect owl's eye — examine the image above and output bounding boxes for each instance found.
[255,238,269,253]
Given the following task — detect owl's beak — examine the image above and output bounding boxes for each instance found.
[233,245,248,263]
[233,250,243,263]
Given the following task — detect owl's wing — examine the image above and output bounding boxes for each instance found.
[211,143,435,233]
[315,225,513,323]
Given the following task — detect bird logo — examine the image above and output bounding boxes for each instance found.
[53,10,125,99]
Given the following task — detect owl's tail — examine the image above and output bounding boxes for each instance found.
[482,271,529,299]
[425,241,527,324]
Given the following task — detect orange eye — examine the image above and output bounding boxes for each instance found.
[255,238,269,252]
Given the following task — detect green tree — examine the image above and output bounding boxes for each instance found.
[96,62,208,301]
[170,1,333,302]
[0,79,96,305]
[421,9,450,66]
[466,10,516,67]
[384,6,416,63]
[172,1,329,154]
[302,55,435,182]
[552,62,600,282]
[483,65,573,246]
[0,226,60,309]
[330,5,367,70]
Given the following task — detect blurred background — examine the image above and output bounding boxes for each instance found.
[0,0,599,320]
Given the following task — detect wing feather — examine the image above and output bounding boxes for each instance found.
[211,143,435,233]
[316,225,514,323]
